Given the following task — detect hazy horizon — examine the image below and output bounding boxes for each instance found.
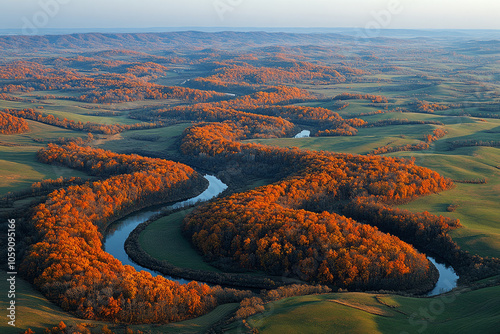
[1,0,499,35]
[0,26,498,40]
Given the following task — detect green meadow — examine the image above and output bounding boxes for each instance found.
[228,286,500,334]
[98,122,192,157]
[0,121,88,195]
[138,209,221,272]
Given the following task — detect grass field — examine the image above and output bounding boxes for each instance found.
[0,121,88,195]
[99,123,192,157]
[139,208,222,272]
[396,148,500,258]
[0,271,238,334]
[228,286,500,334]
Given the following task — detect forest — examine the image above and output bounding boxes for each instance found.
[0,111,30,134]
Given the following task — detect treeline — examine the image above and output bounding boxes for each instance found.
[450,111,500,119]
[187,77,259,95]
[452,178,488,184]
[219,86,314,107]
[37,142,194,176]
[315,124,358,136]
[369,128,447,155]
[0,93,34,102]
[235,284,332,320]
[19,144,241,324]
[0,111,30,134]
[77,85,227,104]
[2,108,160,134]
[242,105,366,131]
[331,93,388,103]
[369,142,431,155]
[408,100,449,113]
[361,119,444,128]
[448,139,500,150]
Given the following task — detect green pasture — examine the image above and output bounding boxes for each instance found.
[139,208,221,272]
[0,121,88,194]
[230,286,500,334]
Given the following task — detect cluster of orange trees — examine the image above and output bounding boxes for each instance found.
[332,92,389,103]
[315,124,358,136]
[3,108,159,134]
[77,85,227,104]
[0,111,30,134]
[0,60,227,104]
[412,100,449,113]
[424,128,448,143]
[188,59,367,92]
[241,105,365,130]
[20,144,225,323]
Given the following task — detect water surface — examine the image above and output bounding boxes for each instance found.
[294,130,311,138]
[427,257,459,296]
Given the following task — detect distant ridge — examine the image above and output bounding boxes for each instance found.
[0,30,497,56]
[0,31,355,54]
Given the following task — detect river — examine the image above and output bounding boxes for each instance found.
[104,175,227,283]
[295,130,311,138]
[426,257,459,296]
[103,175,458,295]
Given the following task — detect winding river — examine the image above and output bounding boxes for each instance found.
[104,175,227,284]
[104,174,458,296]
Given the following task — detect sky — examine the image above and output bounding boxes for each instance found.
[1,0,499,33]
